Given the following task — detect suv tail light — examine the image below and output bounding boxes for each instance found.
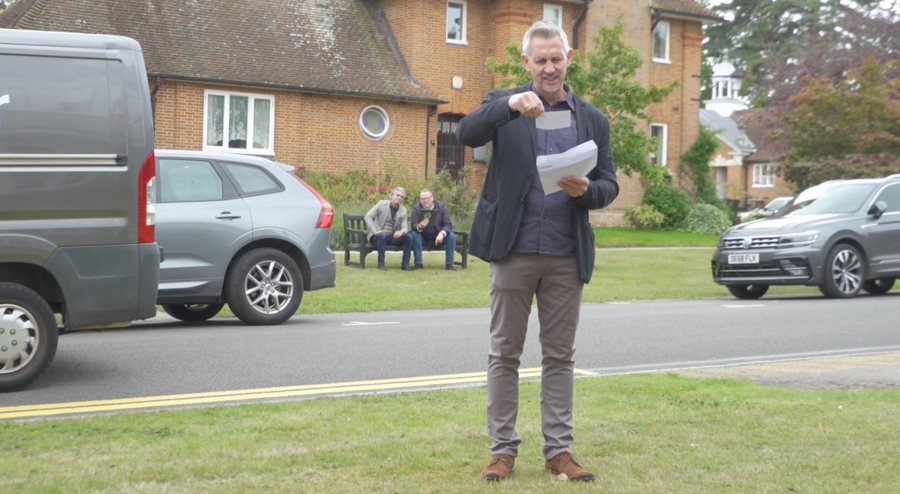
[138,150,156,243]
[291,174,334,229]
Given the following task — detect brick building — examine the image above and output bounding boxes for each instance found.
[1,0,720,225]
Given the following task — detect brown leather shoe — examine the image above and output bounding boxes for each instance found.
[413,263,424,270]
[480,454,514,481]
[545,452,594,482]
[445,264,457,271]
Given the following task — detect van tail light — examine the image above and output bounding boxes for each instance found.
[138,150,156,243]
[291,174,334,229]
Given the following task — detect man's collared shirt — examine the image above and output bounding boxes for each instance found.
[511,83,578,256]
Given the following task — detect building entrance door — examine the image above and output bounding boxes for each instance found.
[436,114,464,179]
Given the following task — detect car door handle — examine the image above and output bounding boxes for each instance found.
[216,212,242,220]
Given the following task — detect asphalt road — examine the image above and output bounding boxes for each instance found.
[2,293,899,420]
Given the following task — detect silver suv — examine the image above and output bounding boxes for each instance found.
[712,176,900,299]
[154,150,336,325]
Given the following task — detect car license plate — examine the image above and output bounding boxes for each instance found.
[728,253,759,264]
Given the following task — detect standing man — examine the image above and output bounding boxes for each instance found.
[456,21,619,482]
[364,186,413,271]
[409,189,458,271]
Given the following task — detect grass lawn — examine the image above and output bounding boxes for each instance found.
[2,374,897,493]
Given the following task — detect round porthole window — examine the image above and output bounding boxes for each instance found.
[360,106,390,140]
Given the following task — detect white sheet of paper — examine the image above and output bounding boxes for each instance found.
[535,110,571,130]
[536,140,598,195]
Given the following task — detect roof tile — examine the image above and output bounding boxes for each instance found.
[732,108,790,162]
[0,0,444,103]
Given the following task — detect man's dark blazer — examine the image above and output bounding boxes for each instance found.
[410,199,453,239]
[456,83,619,283]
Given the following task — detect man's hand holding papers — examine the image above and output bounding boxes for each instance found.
[535,140,598,195]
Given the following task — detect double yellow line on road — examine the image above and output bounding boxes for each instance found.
[1,367,598,420]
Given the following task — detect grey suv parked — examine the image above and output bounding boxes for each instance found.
[154,150,336,325]
[712,176,900,299]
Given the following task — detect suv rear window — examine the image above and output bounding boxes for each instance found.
[221,162,283,196]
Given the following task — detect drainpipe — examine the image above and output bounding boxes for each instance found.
[424,105,437,179]
[572,0,591,50]
[651,8,662,33]
[150,76,161,127]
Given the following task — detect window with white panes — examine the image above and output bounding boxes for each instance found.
[543,4,562,26]
[650,123,667,166]
[752,163,776,187]
[446,1,467,44]
[652,21,670,63]
[203,90,275,155]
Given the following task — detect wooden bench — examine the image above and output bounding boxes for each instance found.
[343,213,469,269]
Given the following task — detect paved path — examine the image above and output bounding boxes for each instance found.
[677,352,900,390]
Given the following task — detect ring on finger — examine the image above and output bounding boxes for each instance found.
[524,104,530,109]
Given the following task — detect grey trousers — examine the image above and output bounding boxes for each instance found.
[487,253,584,460]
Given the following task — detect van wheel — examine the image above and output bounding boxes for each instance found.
[727,284,768,299]
[162,303,226,322]
[0,283,58,392]
[819,243,864,298]
[225,248,303,326]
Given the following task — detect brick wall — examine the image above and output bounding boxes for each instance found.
[152,80,429,176]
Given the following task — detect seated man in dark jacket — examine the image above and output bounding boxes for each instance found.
[409,189,457,271]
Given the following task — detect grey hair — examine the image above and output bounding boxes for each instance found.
[391,186,406,199]
[419,188,433,197]
[522,20,571,59]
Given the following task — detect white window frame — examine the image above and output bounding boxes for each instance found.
[359,105,391,140]
[543,4,562,26]
[202,90,275,156]
[446,1,467,45]
[650,123,667,167]
[752,163,776,188]
[652,21,671,64]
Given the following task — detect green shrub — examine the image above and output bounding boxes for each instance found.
[623,204,665,230]
[643,183,691,229]
[679,203,733,235]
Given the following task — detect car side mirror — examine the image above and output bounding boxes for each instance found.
[868,201,887,219]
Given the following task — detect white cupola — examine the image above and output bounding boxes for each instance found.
[704,59,748,117]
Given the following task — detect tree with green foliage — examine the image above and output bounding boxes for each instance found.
[679,125,724,209]
[485,16,678,184]
[704,0,885,106]
[774,57,900,192]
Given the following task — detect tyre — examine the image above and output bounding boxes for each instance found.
[862,278,895,295]
[727,284,769,299]
[162,303,226,322]
[819,243,864,299]
[225,248,303,325]
[0,283,59,392]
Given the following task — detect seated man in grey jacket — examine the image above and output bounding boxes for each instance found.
[409,189,457,271]
[364,186,413,271]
